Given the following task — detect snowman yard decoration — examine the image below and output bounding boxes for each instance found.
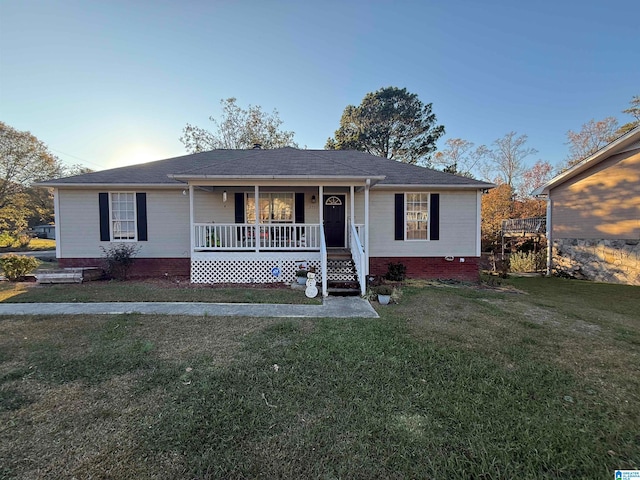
[305,271,318,298]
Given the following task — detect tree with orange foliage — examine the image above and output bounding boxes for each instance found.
[481,183,514,249]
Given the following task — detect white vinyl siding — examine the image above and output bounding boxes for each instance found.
[367,190,479,257]
[57,189,190,258]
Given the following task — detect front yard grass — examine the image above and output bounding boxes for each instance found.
[1,277,638,478]
[0,238,56,252]
[0,280,321,304]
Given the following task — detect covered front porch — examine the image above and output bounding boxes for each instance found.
[184,182,371,296]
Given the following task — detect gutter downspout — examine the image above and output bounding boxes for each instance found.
[54,188,61,259]
[546,196,552,276]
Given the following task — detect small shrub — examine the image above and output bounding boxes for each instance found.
[0,254,39,281]
[363,288,377,301]
[0,232,15,248]
[16,234,30,248]
[385,262,407,281]
[510,251,546,273]
[374,285,394,296]
[295,269,309,277]
[390,287,403,304]
[100,243,140,280]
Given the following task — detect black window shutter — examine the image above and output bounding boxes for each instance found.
[234,192,245,223]
[136,193,148,241]
[430,193,440,241]
[99,193,110,241]
[394,193,404,241]
[295,193,305,223]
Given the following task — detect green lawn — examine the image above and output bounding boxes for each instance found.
[1,277,638,479]
[0,280,321,304]
[0,238,56,252]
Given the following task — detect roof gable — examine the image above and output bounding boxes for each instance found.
[534,126,640,196]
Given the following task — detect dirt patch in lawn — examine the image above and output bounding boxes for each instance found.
[135,315,280,361]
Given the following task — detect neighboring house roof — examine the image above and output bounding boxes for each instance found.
[533,125,640,196]
[39,147,493,189]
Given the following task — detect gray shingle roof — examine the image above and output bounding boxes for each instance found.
[39,147,493,188]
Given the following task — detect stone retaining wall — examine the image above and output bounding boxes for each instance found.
[552,238,640,285]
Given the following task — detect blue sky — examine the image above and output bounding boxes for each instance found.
[1,0,638,173]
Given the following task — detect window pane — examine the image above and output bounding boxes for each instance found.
[111,193,136,240]
[259,196,270,222]
[246,195,255,223]
[405,193,428,240]
[246,193,294,223]
[272,193,293,222]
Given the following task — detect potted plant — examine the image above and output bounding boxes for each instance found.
[295,269,309,285]
[374,285,394,305]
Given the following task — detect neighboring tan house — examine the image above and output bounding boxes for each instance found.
[533,126,640,285]
[39,147,493,295]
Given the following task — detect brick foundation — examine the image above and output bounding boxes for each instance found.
[58,258,190,278]
[59,256,480,283]
[369,256,480,282]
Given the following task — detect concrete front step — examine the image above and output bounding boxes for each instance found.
[327,281,360,296]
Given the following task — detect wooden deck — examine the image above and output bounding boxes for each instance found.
[501,217,546,237]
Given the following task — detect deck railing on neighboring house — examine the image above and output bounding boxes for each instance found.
[501,217,546,236]
[194,223,321,251]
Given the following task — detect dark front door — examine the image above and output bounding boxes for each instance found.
[323,195,345,247]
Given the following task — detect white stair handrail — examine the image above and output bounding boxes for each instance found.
[320,227,328,297]
[349,222,366,295]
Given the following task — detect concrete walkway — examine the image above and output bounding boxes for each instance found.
[0,296,379,318]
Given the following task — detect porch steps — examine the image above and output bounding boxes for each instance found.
[326,251,360,296]
[35,267,103,284]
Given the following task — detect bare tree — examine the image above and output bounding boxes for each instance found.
[180,98,298,153]
[618,95,640,135]
[565,117,619,168]
[478,132,537,189]
[432,138,481,177]
[520,160,554,198]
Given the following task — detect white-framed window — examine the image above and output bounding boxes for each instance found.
[246,192,294,223]
[110,192,137,240]
[405,192,429,240]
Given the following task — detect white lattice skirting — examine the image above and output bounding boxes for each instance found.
[191,252,322,284]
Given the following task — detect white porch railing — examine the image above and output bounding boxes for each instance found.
[349,222,366,295]
[320,226,327,297]
[352,223,365,253]
[194,223,321,251]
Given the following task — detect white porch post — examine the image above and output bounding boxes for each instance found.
[350,185,355,228]
[364,179,370,274]
[189,185,194,254]
[318,185,324,228]
[254,185,260,252]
